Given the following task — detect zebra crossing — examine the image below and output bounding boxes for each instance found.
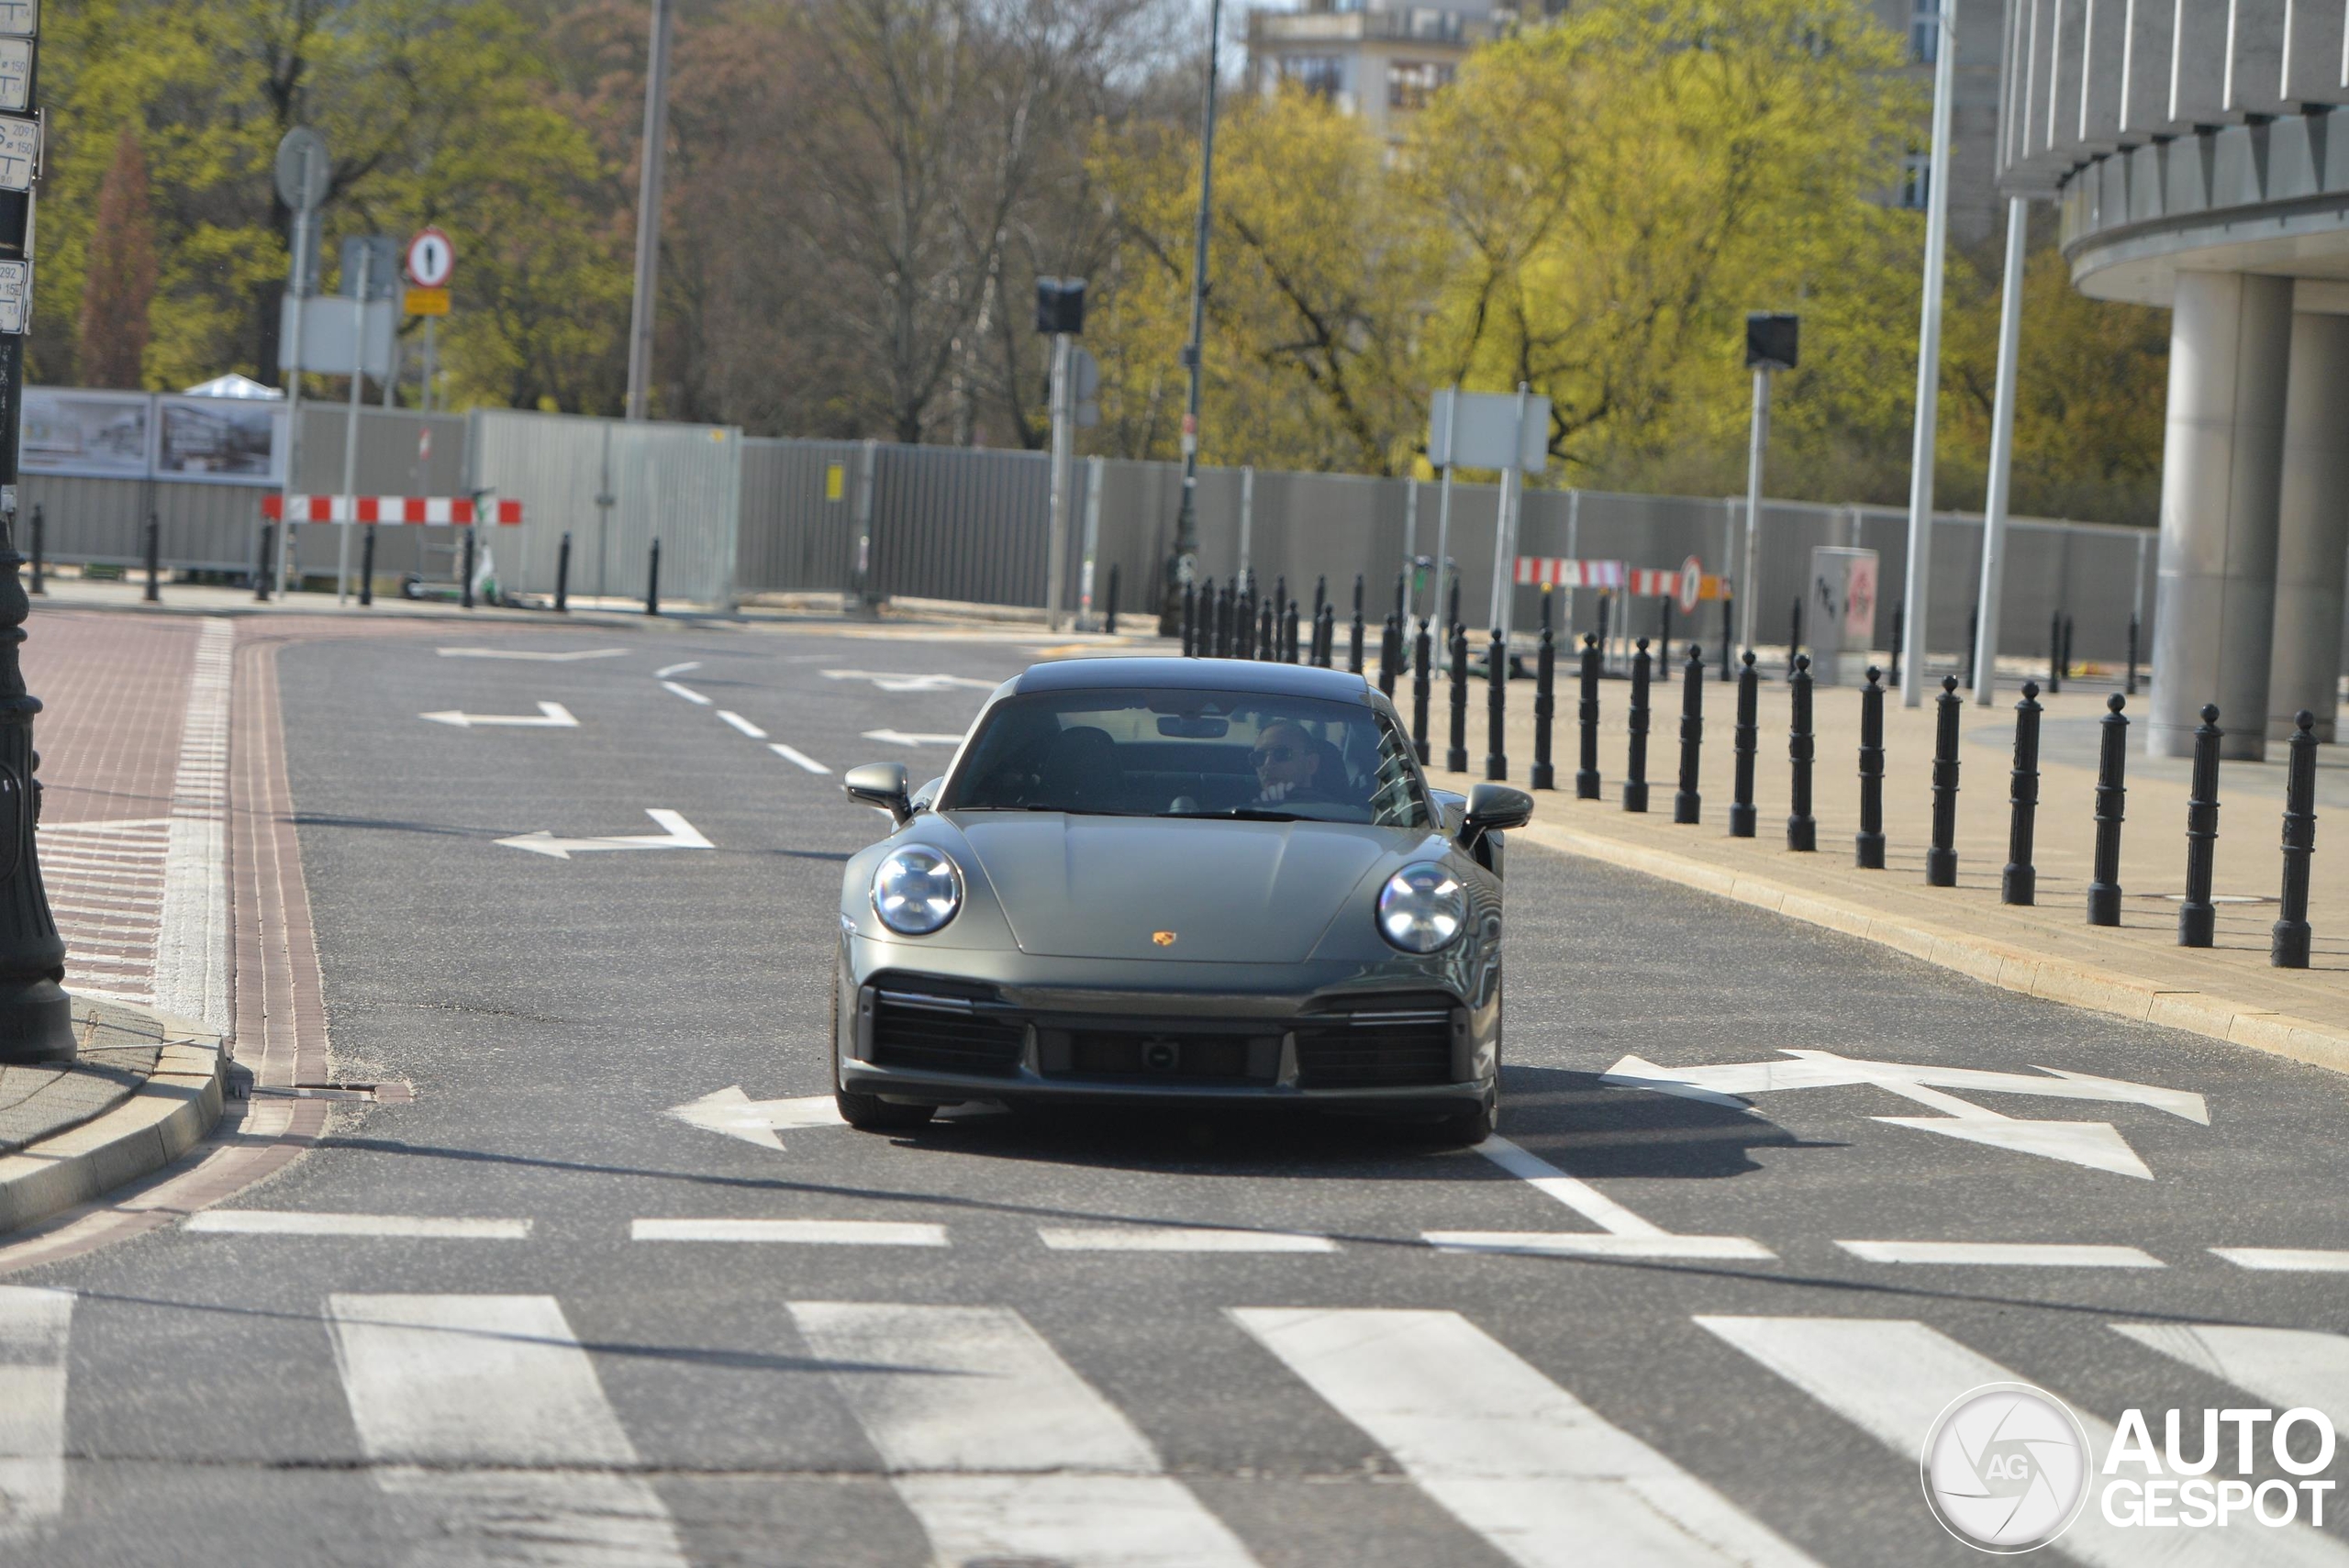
[8,1283,2347,1564]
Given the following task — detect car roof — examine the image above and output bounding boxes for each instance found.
[1011,656,1373,702]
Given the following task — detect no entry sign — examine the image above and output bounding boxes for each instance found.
[405,228,453,289]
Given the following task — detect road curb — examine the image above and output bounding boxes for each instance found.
[0,1006,227,1235]
[1519,821,2349,1078]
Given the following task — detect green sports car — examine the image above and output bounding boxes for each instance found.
[831,656,1531,1143]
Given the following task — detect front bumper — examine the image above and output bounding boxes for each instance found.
[833,944,1498,1113]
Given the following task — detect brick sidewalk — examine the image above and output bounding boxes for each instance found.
[1404,648,2349,1049]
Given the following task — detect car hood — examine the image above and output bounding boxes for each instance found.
[946,813,1403,962]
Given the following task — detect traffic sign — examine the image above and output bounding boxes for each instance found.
[0,258,28,335]
[0,114,33,192]
[273,127,328,212]
[404,286,449,317]
[1678,555,1702,614]
[0,3,36,39]
[405,228,452,288]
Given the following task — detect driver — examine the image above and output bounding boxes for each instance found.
[1249,719,1339,806]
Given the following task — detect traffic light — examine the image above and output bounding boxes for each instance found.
[1035,277,1086,336]
[1746,312,1798,372]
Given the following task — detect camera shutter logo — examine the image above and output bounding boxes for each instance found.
[1920,1382,2091,1552]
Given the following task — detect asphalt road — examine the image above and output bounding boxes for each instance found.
[10,618,2349,1567]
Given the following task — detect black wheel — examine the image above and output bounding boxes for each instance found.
[830,973,936,1131]
[835,1088,937,1131]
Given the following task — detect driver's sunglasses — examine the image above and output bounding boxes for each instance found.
[1251,744,1297,764]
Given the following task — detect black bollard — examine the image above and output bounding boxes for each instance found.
[1241,588,1258,658]
[462,528,478,610]
[143,512,161,603]
[1595,593,1612,679]
[1394,571,1408,628]
[1378,613,1398,698]
[643,535,659,616]
[1320,604,1336,667]
[1274,576,1288,647]
[2179,704,2223,948]
[1106,565,1120,635]
[359,524,376,606]
[553,530,571,613]
[2125,614,2139,696]
[1787,654,1816,850]
[1259,599,1275,662]
[1182,580,1197,655]
[1928,675,1961,886]
[1485,627,1508,781]
[2061,615,2074,687]
[1531,595,1556,791]
[2002,681,2043,906]
[1719,594,1734,683]
[1623,638,1653,813]
[2047,612,2062,694]
[1789,596,1803,672]
[1447,576,1462,645]
[1349,576,1366,674]
[1674,643,1704,824]
[2087,694,2129,926]
[1575,634,1602,799]
[28,505,41,595]
[1313,575,1327,629]
[1729,652,1758,836]
[1888,603,1904,687]
[1855,666,1887,868]
[1411,617,1433,763]
[1286,600,1301,663]
[254,522,274,602]
[1208,580,1225,656]
[2273,710,2319,968]
[1965,606,1978,689]
[1445,622,1470,773]
[1659,600,1675,674]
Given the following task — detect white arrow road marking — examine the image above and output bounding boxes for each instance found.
[1603,1049,2203,1179]
[823,669,997,693]
[653,661,702,678]
[0,1286,72,1547]
[718,710,766,739]
[660,681,711,706]
[664,1085,844,1151]
[2112,1322,2349,1440]
[418,702,579,729]
[769,742,830,773]
[863,728,965,747]
[1423,1136,1775,1260]
[436,647,627,662]
[495,809,713,860]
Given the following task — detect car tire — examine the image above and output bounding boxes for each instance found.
[830,973,937,1131]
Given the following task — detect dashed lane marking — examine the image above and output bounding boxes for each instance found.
[2210,1248,2349,1272]
[769,742,830,773]
[184,1213,532,1240]
[1834,1240,2165,1268]
[652,661,702,678]
[660,680,711,706]
[1038,1226,1336,1253]
[717,709,767,739]
[632,1219,945,1246]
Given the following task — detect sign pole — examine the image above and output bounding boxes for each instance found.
[337,244,369,604]
[281,160,312,596]
[1431,389,1456,641]
[1044,330,1073,630]
[1739,367,1769,657]
[1972,195,2028,704]
[1900,0,1960,707]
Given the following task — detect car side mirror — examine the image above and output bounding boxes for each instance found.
[1461,782,1533,841]
[844,762,913,826]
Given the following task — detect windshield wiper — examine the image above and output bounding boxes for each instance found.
[1214,807,1305,821]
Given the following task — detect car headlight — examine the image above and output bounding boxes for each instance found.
[1376,862,1465,952]
[873,846,962,935]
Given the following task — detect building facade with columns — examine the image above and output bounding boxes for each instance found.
[1998,0,2349,756]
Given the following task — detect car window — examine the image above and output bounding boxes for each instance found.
[943,689,1430,828]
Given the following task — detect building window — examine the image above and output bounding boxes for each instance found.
[1900,151,1930,210]
[1280,54,1345,101]
[1911,4,1940,64]
[1387,59,1453,110]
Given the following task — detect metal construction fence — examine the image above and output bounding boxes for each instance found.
[24,401,2347,676]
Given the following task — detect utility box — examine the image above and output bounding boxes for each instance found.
[1808,546,1879,687]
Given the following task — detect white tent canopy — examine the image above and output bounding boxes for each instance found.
[182,373,283,400]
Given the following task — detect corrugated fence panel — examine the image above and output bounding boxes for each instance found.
[737,438,863,593]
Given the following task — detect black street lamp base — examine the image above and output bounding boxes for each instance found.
[0,976,76,1063]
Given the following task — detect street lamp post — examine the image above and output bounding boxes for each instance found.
[624,0,674,422]
[0,4,74,1063]
[1899,0,1959,706]
[1163,0,1223,630]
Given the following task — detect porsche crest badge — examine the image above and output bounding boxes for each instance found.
[1152,930,1178,946]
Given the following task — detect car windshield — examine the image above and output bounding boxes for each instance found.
[941,688,1430,828]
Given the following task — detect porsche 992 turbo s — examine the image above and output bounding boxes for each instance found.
[831,657,1531,1143]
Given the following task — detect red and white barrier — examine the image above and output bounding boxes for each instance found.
[1513,556,1627,589]
[262,495,523,525]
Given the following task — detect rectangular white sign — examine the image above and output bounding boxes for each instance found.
[1428,387,1552,473]
[0,39,26,113]
[0,115,34,192]
[0,259,27,336]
